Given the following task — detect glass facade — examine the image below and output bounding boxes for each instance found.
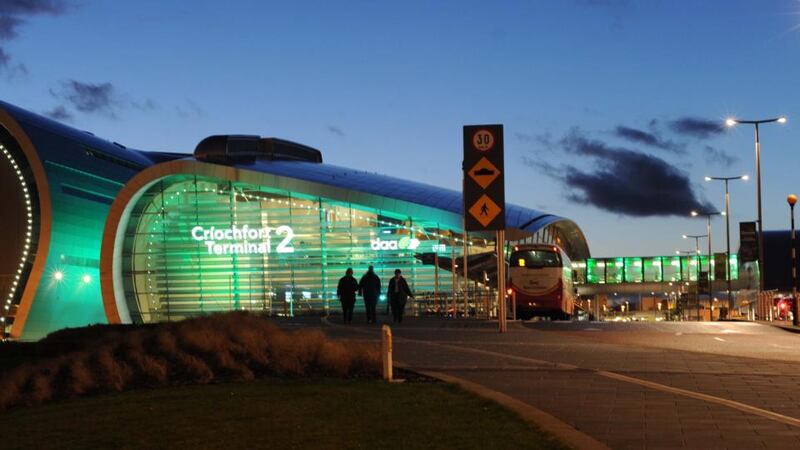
[121,175,469,323]
[573,255,739,284]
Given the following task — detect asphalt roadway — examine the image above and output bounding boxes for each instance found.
[295,315,800,449]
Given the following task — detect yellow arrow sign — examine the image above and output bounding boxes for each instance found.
[468,194,502,227]
[468,157,501,189]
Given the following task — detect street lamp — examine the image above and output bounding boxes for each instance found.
[691,210,725,320]
[725,117,787,294]
[682,234,706,281]
[789,194,798,326]
[682,234,707,254]
[705,174,748,316]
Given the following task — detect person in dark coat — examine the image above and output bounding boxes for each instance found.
[359,265,381,324]
[337,268,359,324]
[387,269,413,323]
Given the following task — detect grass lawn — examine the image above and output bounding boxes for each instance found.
[0,378,567,450]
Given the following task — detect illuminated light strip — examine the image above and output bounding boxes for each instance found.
[161,182,474,245]
[1,144,34,324]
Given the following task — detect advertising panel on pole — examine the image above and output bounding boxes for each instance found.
[463,125,505,231]
[698,271,709,295]
[739,221,758,263]
[714,252,728,281]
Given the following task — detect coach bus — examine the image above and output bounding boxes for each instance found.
[507,244,575,320]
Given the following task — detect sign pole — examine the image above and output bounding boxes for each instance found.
[463,228,469,317]
[451,241,457,317]
[463,124,505,331]
[497,229,507,333]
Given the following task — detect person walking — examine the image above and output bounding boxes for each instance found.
[359,265,381,324]
[387,269,413,323]
[337,268,359,324]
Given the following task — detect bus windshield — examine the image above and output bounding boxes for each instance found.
[510,250,561,268]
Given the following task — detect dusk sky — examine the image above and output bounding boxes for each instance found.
[2,0,799,257]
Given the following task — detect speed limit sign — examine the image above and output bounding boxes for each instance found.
[463,124,504,232]
[472,129,495,152]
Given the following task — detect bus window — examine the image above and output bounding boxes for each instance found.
[510,250,561,268]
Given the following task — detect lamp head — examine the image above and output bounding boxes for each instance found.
[725,118,737,127]
[721,211,727,216]
[741,174,749,181]
[778,117,788,124]
[789,194,798,207]
[682,234,688,239]
[691,211,699,217]
[704,176,712,181]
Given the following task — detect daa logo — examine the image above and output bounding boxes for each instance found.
[370,236,421,251]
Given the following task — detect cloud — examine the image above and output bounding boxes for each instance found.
[0,1,71,15]
[327,125,345,137]
[524,128,714,217]
[669,117,725,139]
[0,15,22,39]
[613,125,685,154]
[175,99,206,119]
[572,0,629,29]
[43,105,72,121]
[574,0,628,6]
[514,132,535,143]
[703,145,738,167]
[50,80,119,118]
[131,98,158,111]
[0,0,72,71]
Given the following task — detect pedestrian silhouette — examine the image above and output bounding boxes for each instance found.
[480,203,489,216]
[337,268,359,324]
[387,269,414,323]
[359,265,381,324]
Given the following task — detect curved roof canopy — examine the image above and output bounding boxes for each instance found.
[0,99,589,260]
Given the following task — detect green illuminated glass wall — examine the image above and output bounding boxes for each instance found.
[624,257,643,283]
[573,255,739,285]
[22,161,123,338]
[121,175,464,323]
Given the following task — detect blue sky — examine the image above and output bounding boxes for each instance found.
[2,0,800,257]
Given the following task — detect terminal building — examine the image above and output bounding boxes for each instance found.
[0,100,589,340]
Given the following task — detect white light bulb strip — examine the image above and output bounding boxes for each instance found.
[1,144,34,325]
[161,184,473,244]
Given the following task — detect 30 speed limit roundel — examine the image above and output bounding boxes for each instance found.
[472,129,495,152]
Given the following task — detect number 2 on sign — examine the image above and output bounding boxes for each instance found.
[472,130,494,151]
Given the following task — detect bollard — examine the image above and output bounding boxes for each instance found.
[382,324,393,381]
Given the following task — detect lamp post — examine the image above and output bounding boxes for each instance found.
[692,210,725,320]
[682,234,707,254]
[725,117,787,294]
[705,174,749,316]
[789,194,798,326]
[682,234,707,280]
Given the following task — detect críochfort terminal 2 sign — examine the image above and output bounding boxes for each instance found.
[191,224,295,255]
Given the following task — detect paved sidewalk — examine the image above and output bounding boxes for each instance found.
[317,316,800,449]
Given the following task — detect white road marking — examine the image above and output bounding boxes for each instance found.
[583,328,602,331]
[403,335,800,429]
[714,337,726,342]
[675,332,683,336]
[322,318,800,428]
